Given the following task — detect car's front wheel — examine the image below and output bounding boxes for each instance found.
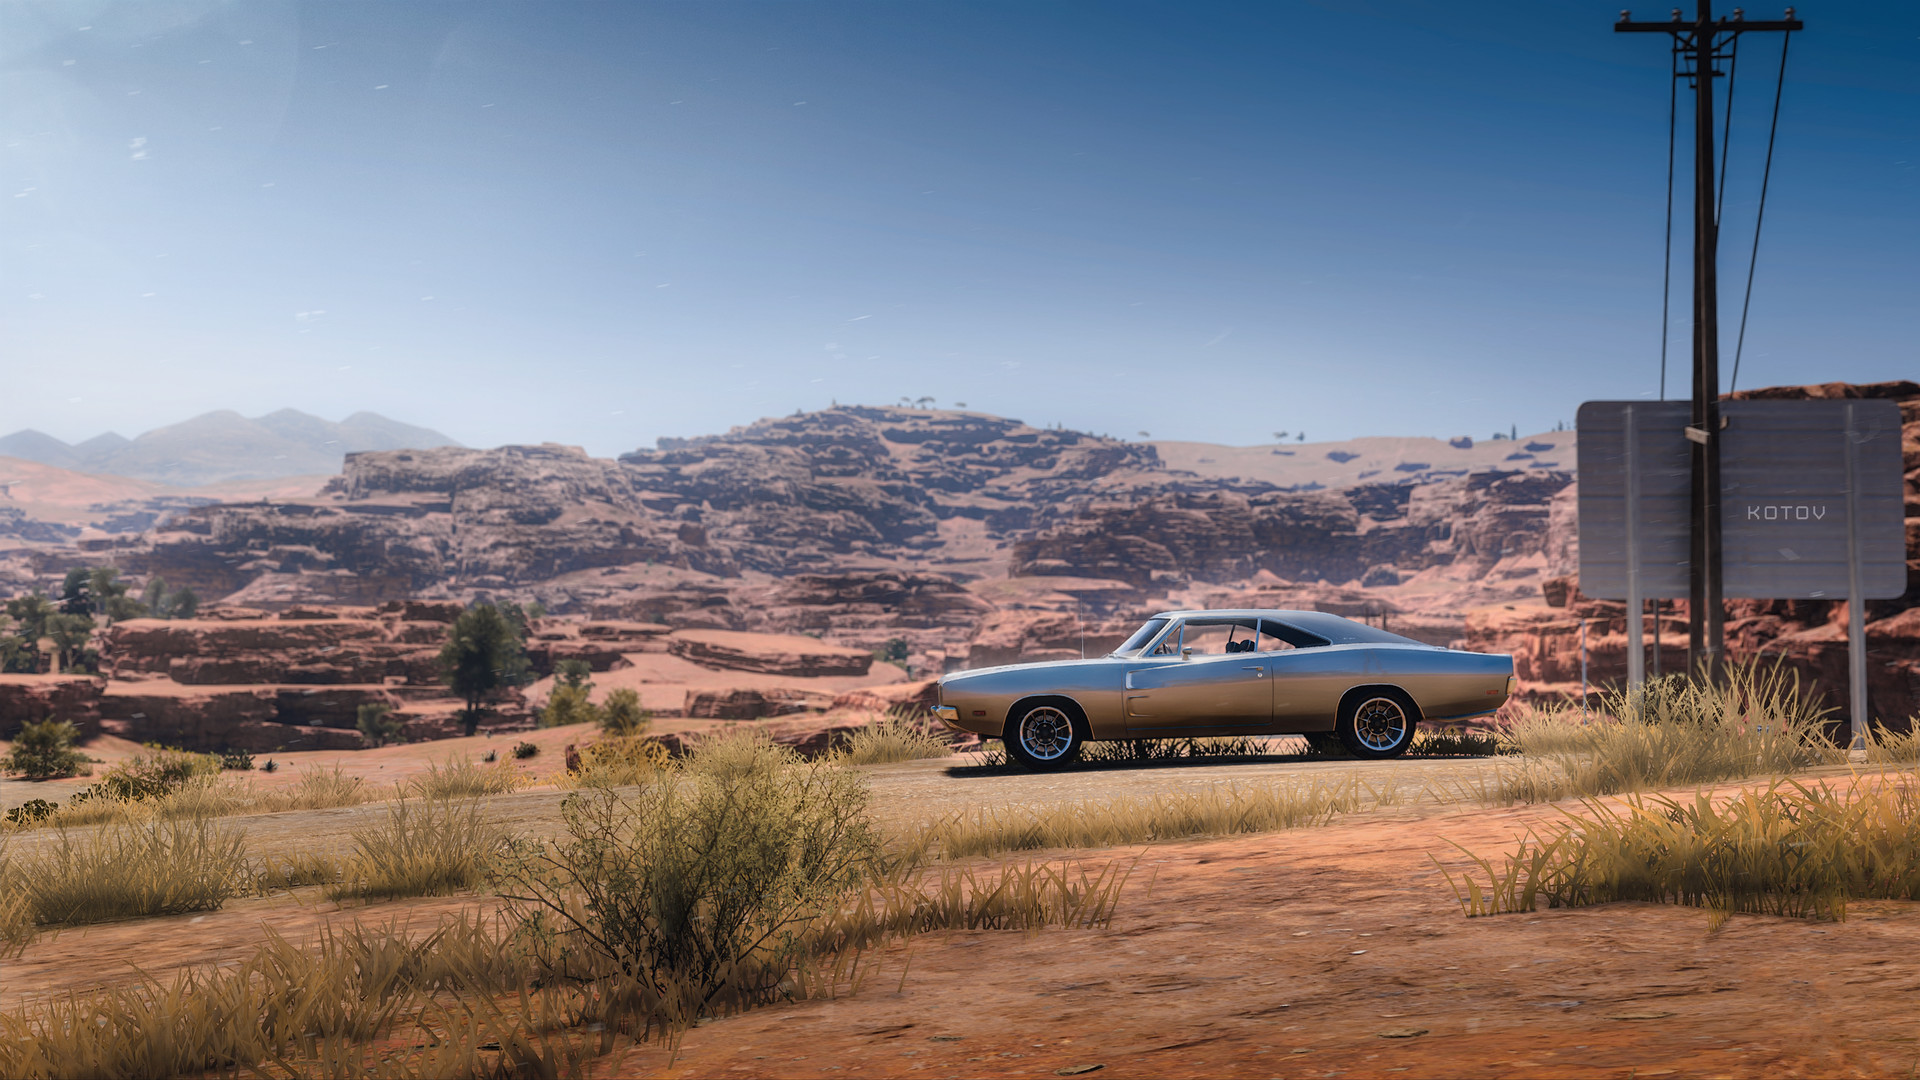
[1336,689,1418,759]
[1003,702,1084,771]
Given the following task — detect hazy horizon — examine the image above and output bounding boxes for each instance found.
[4,2,1914,457]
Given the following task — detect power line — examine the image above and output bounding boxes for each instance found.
[1660,41,1679,402]
[1729,30,1792,395]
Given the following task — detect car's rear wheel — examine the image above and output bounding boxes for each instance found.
[1336,689,1418,759]
[1004,702,1083,771]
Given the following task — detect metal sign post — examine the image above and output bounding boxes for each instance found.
[1844,403,1867,750]
[1625,405,1644,697]
[1579,398,1905,733]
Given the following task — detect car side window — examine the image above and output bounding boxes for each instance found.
[1255,622,1296,653]
[1261,618,1332,650]
[1153,620,1262,656]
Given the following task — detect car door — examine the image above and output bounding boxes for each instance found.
[1123,618,1272,732]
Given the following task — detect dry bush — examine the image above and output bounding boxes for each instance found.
[14,815,248,926]
[410,755,522,799]
[329,795,507,902]
[838,708,954,766]
[1439,777,1920,929]
[495,735,878,1020]
[1477,662,1839,804]
[564,737,672,788]
[911,776,1367,860]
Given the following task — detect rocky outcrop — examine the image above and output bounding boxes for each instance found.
[683,687,829,720]
[666,630,873,678]
[0,675,105,740]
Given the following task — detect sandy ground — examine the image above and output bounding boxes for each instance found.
[3,753,1916,1077]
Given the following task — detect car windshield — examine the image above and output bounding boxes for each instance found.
[1110,618,1169,656]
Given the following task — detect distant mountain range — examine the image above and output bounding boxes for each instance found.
[0,410,462,486]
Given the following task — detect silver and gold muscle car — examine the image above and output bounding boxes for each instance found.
[932,609,1514,770]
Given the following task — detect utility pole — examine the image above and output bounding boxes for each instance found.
[1616,5,1801,672]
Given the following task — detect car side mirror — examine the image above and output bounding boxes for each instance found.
[1181,647,1192,661]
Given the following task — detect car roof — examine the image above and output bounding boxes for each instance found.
[1144,608,1425,647]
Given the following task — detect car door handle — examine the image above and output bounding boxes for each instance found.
[1242,666,1265,678]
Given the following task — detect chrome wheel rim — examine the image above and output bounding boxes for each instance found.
[1019,707,1076,761]
[1352,697,1410,752]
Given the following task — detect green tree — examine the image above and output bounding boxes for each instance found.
[2,719,87,779]
[57,568,93,616]
[45,613,96,673]
[539,683,601,729]
[600,688,650,737]
[5,593,54,643]
[140,577,201,620]
[356,703,406,747]
[59,568,145,624]
[439,603,527,737]
[554,658,593,689]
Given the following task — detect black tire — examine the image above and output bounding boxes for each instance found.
[1003,701,1084,771]
[1335,689,1419,759]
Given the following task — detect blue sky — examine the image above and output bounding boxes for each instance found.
[2,1,1914,457]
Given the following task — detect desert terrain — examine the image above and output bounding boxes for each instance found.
[3,743,1918,1078]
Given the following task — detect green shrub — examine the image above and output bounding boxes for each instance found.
[218,750,254,771]
[1,720,88,780]
[4,799,58,827]
[75,748,220,803]
[599,688,649,737]
[554,658,593,688]
[356,702,405,748]
[513,741,539,760]
[539,683,600,729]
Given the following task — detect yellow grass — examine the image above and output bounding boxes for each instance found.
[8,814,249,929]
[1439,775,1920,929]
[410,755,524,799]
[328,795,507,902]
[906,775,1381,860]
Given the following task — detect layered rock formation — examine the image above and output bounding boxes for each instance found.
[5,382,1912,744]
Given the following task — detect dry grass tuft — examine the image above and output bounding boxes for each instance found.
[1439,777,1920,928]
[410,755,523,800]
[1474,662,1839,804]
[329,795,507,902]
[1862,723,1920,765]
[0,909,577,1080]
[256,764,371,812]
[838,711,955,765]
[11,814,249,928]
